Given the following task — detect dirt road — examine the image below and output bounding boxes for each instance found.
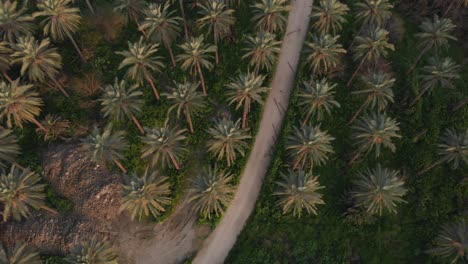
[192,1,314,263]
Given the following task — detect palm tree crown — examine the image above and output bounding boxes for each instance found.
[311,0,349,34]
[121,168,171,221]
[66,238,119,264]
[438,128,467,169]
[354,0,394,27]
[206,118,251,167]
[226,72,269,128]
[274,169,325,217]
[113,0,145,27]
[0,127,20,168]
[298,78,340,125]
[0,1,35,43]
[427,220,468,263]
[34,0,80,41]
[0,242,41,264]
[305,33,346,76]
[416,15,457,54]
[243,31,281,74]
[286,124,335,170]
[251,0,289,33]
[188,165,235,219]
[420,56,460,93]
[0,165,46,222]
[351,164,407,216]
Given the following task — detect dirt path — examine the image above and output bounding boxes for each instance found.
[193,1,314,263]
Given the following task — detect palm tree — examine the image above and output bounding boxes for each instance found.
[242,31,281,74]
[0,242,41,264]
[188,165,234,219]
[311,0,349,34]
[304,33,346,76]
[411,56,460,106]
[251,0,289,33]
[163,80,206,134]
[274,169,325,217]
[408,15,457,74]
[298,78,340,126]
[226,72,269,128]
[0,127,19,168]
[427,220,468,263]
[197,0,235,64]
[116,38,164,100]
[0,1,35,43]
[121,168,171,221]
[141,123,187,170]
[36,114,70,141]
[141,2,182,67]
[351,164,407,216]
[351,112,401,158]
[100,78,145,134]
[0,165,57,222]
[206,118,251,167]
[82,125,129,173]
[11,36,68,97]
[348,71,395,124]
[34,0,86,63]
[177,36,216,96]
[0,80,46,131]
[114,0,146,34]
[286,124,335,170]
[0,42,13,83]
[347,27,394,87]
[418,128,467,175]
[66,238,119,264]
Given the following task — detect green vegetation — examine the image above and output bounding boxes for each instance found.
[65,238,118,264]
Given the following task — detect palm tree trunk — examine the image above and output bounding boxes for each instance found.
[168,45,177,67]
[301,111,312,127]
[50,76,70,97]
[226,144,231,167]
[417,159,445,176]
[169,153,180,170]
[2,71,13,83]
[347,54,368,87]
[144,69,160,100]
[443,1,456,17]
[31,117,47,132]
[452,98,468,112]
[184,107,195,133]
[348,151,361,165]
[85,0,94,14]
[66,31,86,63]
[254,64,260,76]
[179,0,189,40]
[348,99,370,124]
[40,204,59,216]
[114,159,127,173]
[348,24,365,50]
[214,27,219,64]
[292,152,305,170]
[131,114,145,135]
[410,86,431,106]
[407,46,430,74]
[242,98,250,129]
[134,16,147,37]
[196,61,207,96]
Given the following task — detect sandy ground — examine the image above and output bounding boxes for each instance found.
[193,1,314,263]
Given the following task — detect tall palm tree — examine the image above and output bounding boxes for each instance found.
[177,36,216,96]
[163,80,206,134]
[11,36,68,97]
[226,72,269,128]
[0,80,45,131]
[82,125,129,173]
[121,168,171,221]
[304,33,346,76]
[427,220,468,263]
[418,128,467,175]
[36,114,70,141]
[100,78,145,134]
[242,31,281,74]
[352,112,401,158]
[0,1,35,43]
[251,0,289,33]
[116,38,164,100]
[141,2,182,67]
[274,169,325,217]
[197,0,235,64]
[34,0,86,63]
[351,164,407,216]
[311,0,349,34]
[0,242,41,264]
[141,123,187,170]
[0,127,19,169]
[411,56,460,106]
[407,15,457,74]
[206,118,251,167]
[0,42,13,83]
[349,71,395,124]
[286,124,335,170]
[188,165,234,219]
[298,78,340,126]
[347,27,394,87]
[66,238,119,264]
[114,0,146,34]
[0,165,56,222]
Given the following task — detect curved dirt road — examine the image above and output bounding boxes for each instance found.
[193,1,314,263]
